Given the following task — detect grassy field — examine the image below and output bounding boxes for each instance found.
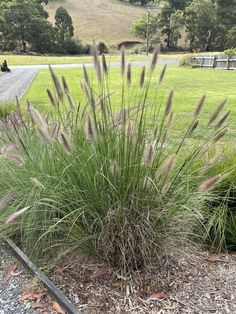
[0,53,189,66]
[46,0,146,45]
[23,65,236,141]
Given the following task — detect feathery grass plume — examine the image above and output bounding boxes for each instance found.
[102,54,108,75]
[1,143,18,154]
[140,66,145,88]
[50,122,60,140]
[80,82,91,103]
[199,154,223,175]
[110,160,120,177]
[208,98,227,126]
[83,65,90,86]
[121,46,125,77]
[36,125,52,144]
[158,64,167,85]
[5,206,30,225]
[127,63,132,85]
[150,46,159,73]
[86,116,95,142]
[160,129,168,147]
[2,152,24,166]
[125,120,137,141]
[0,191,18,210]
[92,45,102,84]
[30,106,47,129]
[26,101,33,123]
[157,154,176,178]
[61,132,73,153]
[15,96,24,124]
[66,93,75,111]
[198,174,225,192]
[30,178,45,189]
[49,65,63,100]
[194,95,206,118]
[213,127,228,143]
[144,144,155,166]
[215,110,231,130]
[162,181,172,196]
[165,90,174,117]
[62,76,69,94]
[166,111,174,129]
[187,120,199,136]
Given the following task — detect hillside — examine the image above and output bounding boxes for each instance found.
[46,0,146,46]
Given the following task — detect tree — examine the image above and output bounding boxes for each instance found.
[132,14,159,40]
[55,7,74,42]
[185,0,224,51]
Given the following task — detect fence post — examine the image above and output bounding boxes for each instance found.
[200,57,204,68]
[212,56,216,68]
[226,55,230,70]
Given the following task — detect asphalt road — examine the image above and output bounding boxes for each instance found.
[11,59,179,70]
[0,70,38,104]
[0,59,179,104]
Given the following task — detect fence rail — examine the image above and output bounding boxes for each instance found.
[192,55,236,70]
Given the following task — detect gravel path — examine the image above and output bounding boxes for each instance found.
[0,70,38,104]
[0,243,41,314]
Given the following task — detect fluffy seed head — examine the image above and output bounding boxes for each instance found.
[157,154,176,178]
[83,65,90,86]
[61,132,73,153]
[47,89,57,109]
[215,110,231,130]
[150,46,159,73]
[165,90,174,117]
[49,65,63,99]
[86,116,95,142]
[158,64,167,85]
[30,178,45,189]
[127,63,132,85]
[102,54,108,75]
[5,206,30,224]
[208,98,227,125]
[194,95,206,118]
[62,76,69,94]
[213,127,228,143]
[121,46,126,77]
[140,66,146,88]
[0,191,18,210]
[110,160,120,177]
[198,174,226,192]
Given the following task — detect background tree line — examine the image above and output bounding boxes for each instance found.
[133,0,236,51]
[0,0,90,54]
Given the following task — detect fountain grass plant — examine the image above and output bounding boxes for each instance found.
[0,48,231,273]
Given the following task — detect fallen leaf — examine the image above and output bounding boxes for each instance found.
[52,301,66,314]
[91,268,109,279]
[31,302,46,309]
[111,280,125,289]
[149,292,168,300]
[11,270,23,276]
[1,264,17,289]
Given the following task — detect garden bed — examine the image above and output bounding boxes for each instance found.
[48,250,236,314]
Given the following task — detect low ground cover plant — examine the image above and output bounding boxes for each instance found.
[0,48,231,273]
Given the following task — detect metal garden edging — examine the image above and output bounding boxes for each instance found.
[6,239,79,314]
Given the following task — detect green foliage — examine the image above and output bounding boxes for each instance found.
[0,102,16,119]
[0,50,230,272]
[55,7,74,42]
[224,48,236,56]
[179,54,194,67]
[97,41,109,55]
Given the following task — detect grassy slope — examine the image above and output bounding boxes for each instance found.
[46,0,146,45]
[23,65,236,141]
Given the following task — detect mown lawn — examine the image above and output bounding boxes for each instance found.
[23,65,236,141]
[0,53,192,66]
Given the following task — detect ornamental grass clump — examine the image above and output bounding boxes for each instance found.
[0,48,231,273]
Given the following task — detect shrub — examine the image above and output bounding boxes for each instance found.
[0,49,230,273]
[179,54,194,67]
[97,41,109,55]
[224,48,236,56]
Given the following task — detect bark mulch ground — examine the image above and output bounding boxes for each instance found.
[49,251,236,314]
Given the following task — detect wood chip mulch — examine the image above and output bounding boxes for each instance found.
[48,251,236,314]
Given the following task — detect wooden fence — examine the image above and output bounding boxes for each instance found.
[192,55,236,70]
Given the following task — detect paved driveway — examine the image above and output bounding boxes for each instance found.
[0,70,38,104]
